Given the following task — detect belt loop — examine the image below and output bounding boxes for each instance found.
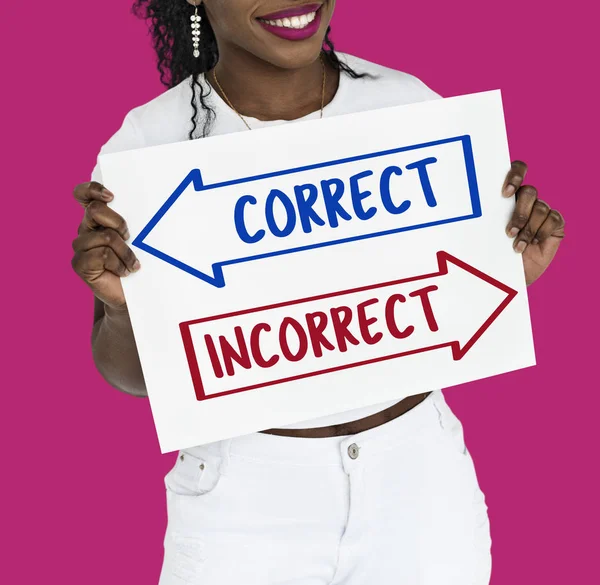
[219,439,232,476]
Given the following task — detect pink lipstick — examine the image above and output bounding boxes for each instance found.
[257,3,323,41]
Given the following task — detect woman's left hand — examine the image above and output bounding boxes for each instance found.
[502,160,565,286]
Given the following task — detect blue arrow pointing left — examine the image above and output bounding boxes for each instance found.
[132,136,481,289]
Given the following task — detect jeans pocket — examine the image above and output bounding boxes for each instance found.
[164,449,222,497]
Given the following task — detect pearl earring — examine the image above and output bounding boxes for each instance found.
[191,5,201,58]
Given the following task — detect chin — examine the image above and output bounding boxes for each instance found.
[265,41,326,70]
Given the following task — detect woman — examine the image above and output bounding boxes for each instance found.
[71,1,565,583]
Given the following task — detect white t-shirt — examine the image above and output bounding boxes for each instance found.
[91,53,443,429]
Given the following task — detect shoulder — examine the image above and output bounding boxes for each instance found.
[90,79,193,182]
[125,79,195,145]
[336,52,442,109]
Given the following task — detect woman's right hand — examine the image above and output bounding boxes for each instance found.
[71,181,140,309]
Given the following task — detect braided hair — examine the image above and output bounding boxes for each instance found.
[132,1,367,139]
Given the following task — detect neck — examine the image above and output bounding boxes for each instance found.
[210,47,339,122]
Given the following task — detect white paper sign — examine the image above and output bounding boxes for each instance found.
[100,90,535,453]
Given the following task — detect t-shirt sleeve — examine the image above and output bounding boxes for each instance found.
[407,73,444,101]
[90,111,144,185]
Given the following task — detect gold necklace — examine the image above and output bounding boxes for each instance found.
[212,54,327,131]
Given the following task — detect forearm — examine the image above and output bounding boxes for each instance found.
[92,304,147,397]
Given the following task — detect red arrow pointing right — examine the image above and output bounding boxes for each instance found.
[431,251,518,360]
[180,251,519,401]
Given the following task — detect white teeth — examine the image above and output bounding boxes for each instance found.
[261,11,317,29]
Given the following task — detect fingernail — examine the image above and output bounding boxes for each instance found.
[503,184,515,198]
[122,269,131,277]
[124,229,131,241]
[133,260,141,271]
[101,188,114,201]
[532,238,539,245]
[508,227,519,238]
[515,241,527,254]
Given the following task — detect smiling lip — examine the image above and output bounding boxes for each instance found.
[258,3,322,20]
[257,4,323,41]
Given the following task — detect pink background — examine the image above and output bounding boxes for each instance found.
[2,0,597,583]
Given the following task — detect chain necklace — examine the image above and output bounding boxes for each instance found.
[212,54,327,131]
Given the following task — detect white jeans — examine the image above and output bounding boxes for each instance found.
[159,391,492,585]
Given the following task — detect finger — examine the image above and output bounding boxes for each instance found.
[72,229,140,273]
[513,199,551,254]
[72,247,130,281]
[78,200,130,240]
[506,185,538,238]
[502,160,528,198]
[532,209,566,245]
[73,181,114,206]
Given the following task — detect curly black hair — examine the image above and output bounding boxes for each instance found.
[132,1,367,139]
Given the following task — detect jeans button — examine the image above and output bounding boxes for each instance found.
[348,443,360,460]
